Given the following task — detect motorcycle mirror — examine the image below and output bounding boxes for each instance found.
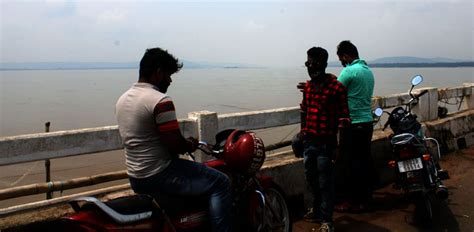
[374,108,384,117]
[411,75,423,86]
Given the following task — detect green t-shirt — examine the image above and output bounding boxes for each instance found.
[337,59,374,124]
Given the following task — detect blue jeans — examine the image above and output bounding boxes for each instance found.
[129,158,232,232]
[303,139,335,223]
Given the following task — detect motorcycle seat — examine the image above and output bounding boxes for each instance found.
[391,133,421,145]
[105,194,156,214]
[69,195,154,224]
[151,192,209,215]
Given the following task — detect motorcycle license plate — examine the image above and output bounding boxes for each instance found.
[397,158,423,173]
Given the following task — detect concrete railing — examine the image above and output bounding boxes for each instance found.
[1,83,472,166]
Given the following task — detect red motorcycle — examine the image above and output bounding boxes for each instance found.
[58,129,292,232]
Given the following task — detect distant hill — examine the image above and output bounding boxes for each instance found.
[329,56,474,68]
[369,56,473,67]
[370,56,471,64]
[0,60,256,70]
[368,62,474,68]
[0,62,138,70]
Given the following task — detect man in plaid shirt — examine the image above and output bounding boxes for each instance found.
[299,47,350,232]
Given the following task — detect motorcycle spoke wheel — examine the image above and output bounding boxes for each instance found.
[257,187,292,232]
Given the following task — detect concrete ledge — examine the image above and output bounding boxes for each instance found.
[262,151,304,197]
[0,126,122,166]
[423,109,474,152]
[218,107,300,131]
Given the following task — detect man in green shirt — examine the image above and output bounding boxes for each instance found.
[335,40,377,213]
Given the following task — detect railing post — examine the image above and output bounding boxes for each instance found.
[412,87,438,122]
[44,122,52,200]
[188,111,218,162]
[461,83,474,110]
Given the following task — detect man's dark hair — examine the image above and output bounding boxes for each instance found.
[139,47,183,79]
[337,40,359,58]
[307,47,329,65]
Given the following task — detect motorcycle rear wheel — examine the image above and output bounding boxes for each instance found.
[255,186,292,232]
[413,192,434,225]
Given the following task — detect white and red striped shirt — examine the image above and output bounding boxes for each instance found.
[116,82,179,178]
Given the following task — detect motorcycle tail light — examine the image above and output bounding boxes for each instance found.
[422,154,431,161]
[399,148,415,159]
[388,160,396,169]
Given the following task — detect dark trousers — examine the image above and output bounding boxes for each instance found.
[336,122,377,204]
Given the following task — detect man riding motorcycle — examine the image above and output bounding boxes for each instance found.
[115,47,232,232]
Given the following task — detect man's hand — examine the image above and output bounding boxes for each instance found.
[186,137,199,152]
[338,118,351,129]
[297,82,306,92]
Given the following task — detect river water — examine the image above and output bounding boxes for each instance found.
[1,67,473,137]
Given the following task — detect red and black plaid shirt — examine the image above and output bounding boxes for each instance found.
[301,74,350,137]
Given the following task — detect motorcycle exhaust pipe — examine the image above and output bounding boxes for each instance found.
[435,185,449,200]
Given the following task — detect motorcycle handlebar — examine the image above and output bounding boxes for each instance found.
[407,89,428,107]
[197,141,223,157]
[416,89,429,99]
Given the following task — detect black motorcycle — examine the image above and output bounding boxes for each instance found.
[374,75,449,222]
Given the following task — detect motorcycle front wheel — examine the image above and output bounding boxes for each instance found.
[255,185,292,232]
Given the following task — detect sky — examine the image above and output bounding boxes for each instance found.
[1,0,473,67]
